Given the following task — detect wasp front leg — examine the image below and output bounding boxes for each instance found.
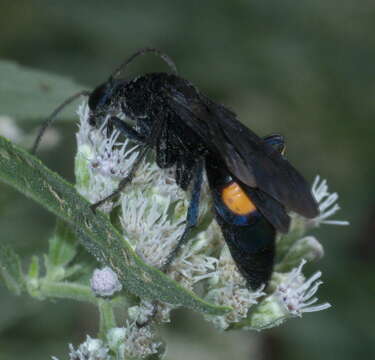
[90,116,148,212]
[90,116,165,212]
[106,116,146,143]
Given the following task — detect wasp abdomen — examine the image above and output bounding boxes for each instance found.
[222,182,257,216]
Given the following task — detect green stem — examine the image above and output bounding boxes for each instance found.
[98,299,117,339]
[40,281,97,303]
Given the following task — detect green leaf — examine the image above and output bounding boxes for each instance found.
[26,255,42,299]
[0,60,87,121]
[0,243,25,295]
[28,255,40,281]
[48,220,77,267]
[45,220,78,281]
[0,136,229,316]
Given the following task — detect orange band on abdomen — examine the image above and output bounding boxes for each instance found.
[221,182,256,215]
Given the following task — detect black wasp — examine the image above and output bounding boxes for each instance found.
[33,48,319,289]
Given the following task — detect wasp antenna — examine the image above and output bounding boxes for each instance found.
[111,47,178,80]
[31,90,91,155]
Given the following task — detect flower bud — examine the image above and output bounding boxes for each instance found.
[90,267,122,297]
[276,236,324,272]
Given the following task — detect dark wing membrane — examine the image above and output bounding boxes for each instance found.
[242,185,291,233]
[217,215,276,290]
[208,100,319,218]
[165,82,319,218]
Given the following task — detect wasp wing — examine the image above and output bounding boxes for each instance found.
[165,81,318,218]
[243,185,290,233]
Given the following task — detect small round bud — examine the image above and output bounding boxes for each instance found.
[277,236,324,272]
[90,266,122,297]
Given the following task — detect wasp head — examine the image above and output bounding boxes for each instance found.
[88,80,118,127]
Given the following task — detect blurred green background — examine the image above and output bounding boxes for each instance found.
[0,1,374,359]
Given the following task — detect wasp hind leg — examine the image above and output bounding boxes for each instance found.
[136,160,204,327]
[162,160,204,271]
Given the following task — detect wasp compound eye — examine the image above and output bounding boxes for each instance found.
[88,83,109,111]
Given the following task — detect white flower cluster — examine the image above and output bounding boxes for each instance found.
[75,103,139,212]
[247,259,331,330]
[128,223,220,324]
[53,325,162,360]
[108,323,162,359]
[170,226,219,287]
[309,175,349,227]
[203,175,348,330]
[205,246,265,330]
[52,336,108,360]
[75,100,221,336]
[74,101,348,336]
[120,161,187,268]
[275,259,331,316]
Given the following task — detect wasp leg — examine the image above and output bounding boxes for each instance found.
[90,116,148,212]
[90,117,164,212]
[107,116,146,143]
[90,146,148,212]
[162,160,204,270]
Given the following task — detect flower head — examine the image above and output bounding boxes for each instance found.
[74,100,344,334]
[75,102,141,212]
[90,267,122,297]
[246,259,330,330]
[275,259,331,316]
[309,175,349,227]
[67,336,108,360]
[204,246,265,330]
[110,322,163,359]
